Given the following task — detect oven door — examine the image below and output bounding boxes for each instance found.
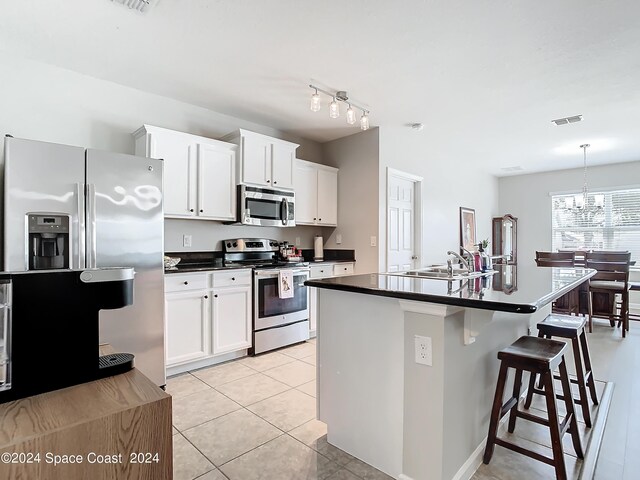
[239,185,296,227]
[254,268,309,330]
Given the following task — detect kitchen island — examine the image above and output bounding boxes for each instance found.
[305,265,595,480]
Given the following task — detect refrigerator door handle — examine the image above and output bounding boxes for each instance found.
[76,182,86,269]
[86,183,97,268]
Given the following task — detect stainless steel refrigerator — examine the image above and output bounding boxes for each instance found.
[3,136,166,386]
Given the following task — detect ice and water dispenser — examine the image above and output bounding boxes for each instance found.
[27,213,70,270]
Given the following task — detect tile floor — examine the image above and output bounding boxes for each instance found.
[171,320,638,480]
[169,339,393,480]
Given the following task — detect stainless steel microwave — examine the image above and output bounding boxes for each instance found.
[237,184,296,227]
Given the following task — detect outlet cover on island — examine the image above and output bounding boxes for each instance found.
[414,335,432,366]
[183,234,192,248]
[295,237,301,246]
[370,236,377,247]
[336,234,342,244]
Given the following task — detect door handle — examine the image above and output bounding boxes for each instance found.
[411,255,419,260]
[76,182,85,269]
[87,183,97,268]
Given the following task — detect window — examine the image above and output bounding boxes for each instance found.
[551,188,640,262]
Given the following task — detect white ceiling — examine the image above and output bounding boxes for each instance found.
[1,0,640,176]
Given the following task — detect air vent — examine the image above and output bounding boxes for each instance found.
[111,0,152,13]
[551,115,583,126]
[500,166,524,172]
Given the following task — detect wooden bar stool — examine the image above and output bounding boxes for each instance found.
[483,336,583,480]
[524,314,598,427]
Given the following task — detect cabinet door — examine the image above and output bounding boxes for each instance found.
[150,131,197,217]
[271,142,295,189]
[317,168,338,226]
[197,143,236,220]
[212,286,252,355]
[293,162,318,224]
[165,291,210,366]
[242,135,272,186]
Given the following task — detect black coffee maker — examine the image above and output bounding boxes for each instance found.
[0,268,135,404]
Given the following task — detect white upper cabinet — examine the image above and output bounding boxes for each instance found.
[221,129,298,189]
[134,125,237,221]
[293,159,338,226]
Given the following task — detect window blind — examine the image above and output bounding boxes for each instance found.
[551,188,640,262]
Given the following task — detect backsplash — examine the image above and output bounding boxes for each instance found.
[164,218,334,252]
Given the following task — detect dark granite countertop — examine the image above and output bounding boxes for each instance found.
[164,264,251,274]
[305,265,596,314]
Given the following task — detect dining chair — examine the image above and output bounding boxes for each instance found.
[535,251,579,314]
[585,251,631,337]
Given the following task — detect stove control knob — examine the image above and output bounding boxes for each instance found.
[227,242,232,248]
[233,242,238,247]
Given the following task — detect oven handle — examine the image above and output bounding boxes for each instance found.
[254,268,310,278]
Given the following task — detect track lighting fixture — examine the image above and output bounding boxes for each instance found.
[308,84,371,130]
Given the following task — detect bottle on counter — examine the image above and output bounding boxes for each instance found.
[473,247,482,273]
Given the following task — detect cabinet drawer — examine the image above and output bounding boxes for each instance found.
[310,265,332,279]
[213,270,252,287]
[165,273,208,292]
[333,263,354,276]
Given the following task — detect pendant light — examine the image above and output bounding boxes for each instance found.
[575,144,590,209]
[346,104,356,125]
[310,88,321,112]
[360,111,370,130]
[329,98,340,118]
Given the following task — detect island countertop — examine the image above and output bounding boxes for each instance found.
[305,265,595,314]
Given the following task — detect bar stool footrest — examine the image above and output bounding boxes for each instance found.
[494,438,555,466]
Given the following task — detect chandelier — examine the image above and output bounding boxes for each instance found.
[308,84,370,130]
[565,144,604,210]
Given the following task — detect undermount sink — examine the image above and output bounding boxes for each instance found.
[385,268,490,281]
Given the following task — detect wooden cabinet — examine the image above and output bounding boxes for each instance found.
[133,125,237,221]
[308,262,355,337]
[221,129,298,189]
[164,269,252,374]
[293,159,338,226]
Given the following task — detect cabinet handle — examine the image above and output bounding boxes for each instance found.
[189,209,194,212]
[184,281,189,285]
[266,179,271,183]
[231,277,235,281]
[214,294,218,298]
[344,267,347,270]
[200,209,203,213]
[319,218,322,221]
[313,218,316,221]
[204,295,208,299]
[273,181,277,185]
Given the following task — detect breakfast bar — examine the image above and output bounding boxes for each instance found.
[306,265,596,480]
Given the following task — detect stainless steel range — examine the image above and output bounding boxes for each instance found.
[224,238,310,355]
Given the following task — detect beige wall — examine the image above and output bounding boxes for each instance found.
[322,128,381,273]
[0,55,326,252]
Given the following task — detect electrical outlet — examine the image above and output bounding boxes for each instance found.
[414,335,432,366]
[370,236,377,247]
[527,327,532,336]
[183,234,192,248]
[336,234,342,244]
[295,237,301,246]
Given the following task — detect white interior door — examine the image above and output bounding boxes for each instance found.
[387,175,417,272]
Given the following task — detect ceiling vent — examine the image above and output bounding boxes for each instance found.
[551,115,583,126]
[111,0,152,13]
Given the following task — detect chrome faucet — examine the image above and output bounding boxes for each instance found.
[447,250,474,274]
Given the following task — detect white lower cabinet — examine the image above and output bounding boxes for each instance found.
[165,270,252,373]
[309,262,355,337]
[165,290,210,365]
[212,286,252,355]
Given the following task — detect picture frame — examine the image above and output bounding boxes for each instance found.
[459,207,477,253]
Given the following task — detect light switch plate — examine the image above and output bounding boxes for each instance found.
[183,234,192,248]
[336,234,342,244]
[370,236,377,247]
[295,237,301,246]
